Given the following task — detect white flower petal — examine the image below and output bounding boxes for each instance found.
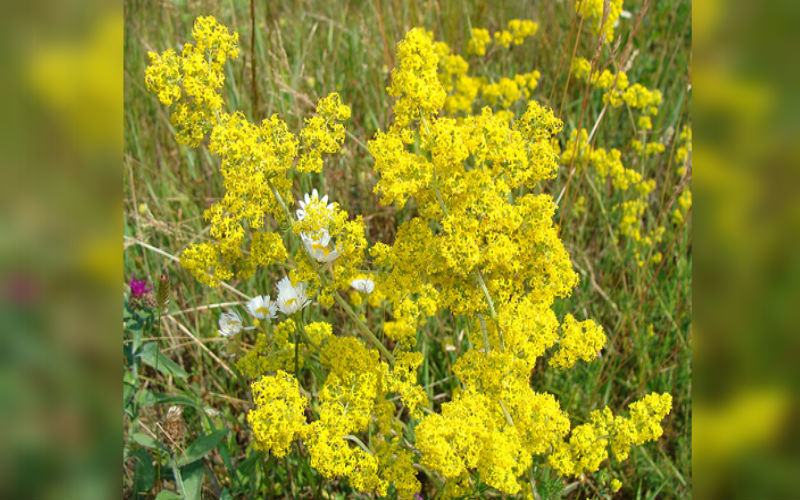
[350,278,375,294]
[218,309,243,337]
[276,277,311,315]
[246,295,276,320]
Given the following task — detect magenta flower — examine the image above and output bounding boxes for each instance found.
[129,275,153,297]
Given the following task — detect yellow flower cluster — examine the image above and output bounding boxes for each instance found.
[466,20,538,55]
[576,0,625,42]
[550,314,606,369]
[549,393,673,476]
[236,318,299,378]
[179,109,296,286]
[675,125,692,176]
[298,92,352,172]
[572,58,662,116]
[562,129,664,266]
[562,59,667,267]
[145,16,239,146]
[297,336,425,497]
[367,28,670,497]
[672,189,692,226]
[480,71,540,108]
[466,28,492,56]
[434,41,481,114]
[563,129,655,194]
[147,18,353,287]
[248,370,308,457]
[632,137,666,157]
[494,19,539,48]
[482,77,521,108]
[508,19,540,44]
[147,18,676,500]
[243,323,425,498]
[571,57,593,81]
[370,95,572,347]
[623,83,663,115]
[618,199,666,266]
[430,24,543,116]
[387,28,446,131]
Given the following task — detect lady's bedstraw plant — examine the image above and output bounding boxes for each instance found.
[146,17,672,499]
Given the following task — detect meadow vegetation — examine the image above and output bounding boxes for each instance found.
[124,1,691,498]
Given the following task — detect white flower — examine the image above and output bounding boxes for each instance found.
[615,9,632,28]
[301,229,341,263]
[246,295,278,320]
[350,278,375,294]
[296,188,335,221]
[276,277,311,315]
[218,309,244,337]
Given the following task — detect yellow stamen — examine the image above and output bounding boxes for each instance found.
[312,242,331,257]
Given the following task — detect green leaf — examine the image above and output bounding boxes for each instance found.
[138,390,158,407]
[177,428,229,466]
[132,321,144,353]
[148,393,201,408]
[179,460,204,500]
[123,381,137,416]
[154,490,182,500]
[131,432,164,451]
[132,448,155,499]
[139,342,189,380]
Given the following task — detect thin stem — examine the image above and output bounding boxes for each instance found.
[529,466,542,500]
[294,318,300,379]
[333,293,395,364]
[475,270,498,322]
[249,0,258,119]
[284,455,297,500]
[475,269,505,350]
[433,185,449,217]
[478,314,491,353]
[295,318,319,348]
[262,453,274,500]
[344,434,373,455]
[498,399,515,426]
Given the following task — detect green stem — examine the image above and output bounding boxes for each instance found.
[476,269,505,350]
[434,186,449,217]
[478,313,491,353]
[529,466,542,500]
[475,269,498,321]
[170,458,187,499]
[294,319,300,379]
[333,292,395,365]
[343,434,373,455]
[295,317,318,348]
[498,399,515,426]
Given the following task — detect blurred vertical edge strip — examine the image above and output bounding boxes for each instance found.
[693,0,800,499]
[0,0,122,498]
